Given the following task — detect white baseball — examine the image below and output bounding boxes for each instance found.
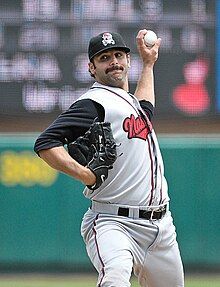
[144,30,158,47]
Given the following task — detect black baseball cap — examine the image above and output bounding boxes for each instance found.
[88,32,130,61]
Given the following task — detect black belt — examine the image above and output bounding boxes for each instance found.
[118,205,167,220]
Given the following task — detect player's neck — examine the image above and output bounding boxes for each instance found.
[96,79,129,92]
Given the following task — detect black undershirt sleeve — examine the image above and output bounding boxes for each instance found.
[34,97,154,155]
[34,99,105,154]
[139,100,154,121]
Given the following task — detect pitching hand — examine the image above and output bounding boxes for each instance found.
[136,29,161,67]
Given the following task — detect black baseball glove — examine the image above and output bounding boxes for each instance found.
[68,122,117,190]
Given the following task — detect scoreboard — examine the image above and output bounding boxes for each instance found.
[0,0,216,124]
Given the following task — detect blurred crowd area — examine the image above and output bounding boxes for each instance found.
[0,0,218,133]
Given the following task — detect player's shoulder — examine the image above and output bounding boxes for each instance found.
[68,97,105,122]
[76,87,103,101]
[139,100,154,120]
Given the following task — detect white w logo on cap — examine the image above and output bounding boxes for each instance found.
[102,33,115,46]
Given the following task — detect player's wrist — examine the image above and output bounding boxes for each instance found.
[142,62,155,70]
[80,166,96,186]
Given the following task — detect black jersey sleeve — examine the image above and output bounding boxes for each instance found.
[34,99,105,154]
[139,100,154,121]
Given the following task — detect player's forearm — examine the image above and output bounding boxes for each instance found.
[38,146,95,185]
[134,65,155,106]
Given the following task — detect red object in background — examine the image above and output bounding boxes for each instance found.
[172,58,210,115]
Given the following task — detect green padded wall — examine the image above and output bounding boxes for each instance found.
[0,134,219,270]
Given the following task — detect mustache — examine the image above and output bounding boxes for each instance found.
[106,65,124,74]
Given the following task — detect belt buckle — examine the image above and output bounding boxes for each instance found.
[153,205,166,220]
[149,207,163,221]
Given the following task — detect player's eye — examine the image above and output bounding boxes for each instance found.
[115,52,123,58]
[100,55,109,61]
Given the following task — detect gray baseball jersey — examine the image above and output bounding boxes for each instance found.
[79,82,169,207]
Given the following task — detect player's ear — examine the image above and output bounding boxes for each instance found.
[127,54,131,68]
[88,62,96,77]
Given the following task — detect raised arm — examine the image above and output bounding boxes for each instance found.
[134,29,161,106]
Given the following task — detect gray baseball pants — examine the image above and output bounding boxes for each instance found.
[81,208,184,287]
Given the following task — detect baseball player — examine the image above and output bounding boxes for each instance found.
[34,30,184,287]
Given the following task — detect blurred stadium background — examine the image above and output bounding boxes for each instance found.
[0,0,219,286]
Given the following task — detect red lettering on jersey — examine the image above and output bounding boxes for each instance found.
[123,114,152,140]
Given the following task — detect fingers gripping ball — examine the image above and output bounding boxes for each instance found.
[68,122,117,190]
[144,30,158,47]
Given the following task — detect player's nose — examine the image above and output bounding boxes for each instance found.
[109,55,118,65]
